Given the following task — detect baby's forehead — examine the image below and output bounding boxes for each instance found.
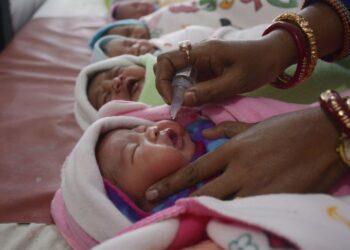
[93,66,119,79]
[111,38,137,45]
[88,66,122,88]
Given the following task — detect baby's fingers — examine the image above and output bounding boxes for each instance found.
[190,173,240,200]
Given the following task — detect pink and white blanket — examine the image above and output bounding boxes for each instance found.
[141,0,302,37]
[52,94,350,249]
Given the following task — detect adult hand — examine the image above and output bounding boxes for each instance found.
[154,30,297,106]
[145,108,348,202]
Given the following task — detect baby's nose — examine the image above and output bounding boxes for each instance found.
[146,126,158,141]
[111,77,123,92]
[130,43,141,55]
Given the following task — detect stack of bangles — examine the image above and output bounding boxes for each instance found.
[262,12,318,89]
[263,0,350,89]
[320,89,350,167]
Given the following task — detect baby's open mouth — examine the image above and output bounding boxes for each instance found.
[166,129,183,149]
[127,79,140,97]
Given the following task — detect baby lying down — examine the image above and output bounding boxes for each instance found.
[90,25,266,62]
[97,117,227,221]
[52,99,350,249]
[75,54,163,129]
[87,64,146,110]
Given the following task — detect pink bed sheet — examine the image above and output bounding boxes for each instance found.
[0,17,105,223]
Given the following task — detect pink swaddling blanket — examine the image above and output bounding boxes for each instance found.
[52,94,350,250]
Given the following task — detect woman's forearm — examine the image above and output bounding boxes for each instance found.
[299,2,343,58]
[262,1,344,73]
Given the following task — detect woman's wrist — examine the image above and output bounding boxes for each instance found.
[260,29,298,74]
[310,107,348,171]
[319,90,350,170]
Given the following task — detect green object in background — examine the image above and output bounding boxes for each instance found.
[138,54,165,106]
[105,0,111,8]
[247,56,350,103]
[267,0,297,8]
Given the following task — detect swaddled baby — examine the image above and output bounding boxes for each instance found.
[96,117,228,222]
[75,54,164,129]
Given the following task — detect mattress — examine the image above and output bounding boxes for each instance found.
[34,0,108,18]
[0,0,108,249]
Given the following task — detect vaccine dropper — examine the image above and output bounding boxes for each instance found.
[170,66,197,120]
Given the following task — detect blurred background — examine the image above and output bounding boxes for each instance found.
[0,0,46,51]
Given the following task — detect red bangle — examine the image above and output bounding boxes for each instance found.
[320,89,350,137]
[262,21,307,89]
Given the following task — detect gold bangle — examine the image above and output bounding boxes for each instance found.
[336,137,350,168]
[274,12,318,83]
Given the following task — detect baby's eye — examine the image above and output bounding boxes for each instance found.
[131,144,139,164]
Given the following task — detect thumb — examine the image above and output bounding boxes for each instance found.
[203,121,255,139]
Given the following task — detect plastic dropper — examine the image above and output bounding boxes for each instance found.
[170,66,197,120]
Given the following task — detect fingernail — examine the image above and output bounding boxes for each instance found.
[146,189,159,201]
[184,91,197,105]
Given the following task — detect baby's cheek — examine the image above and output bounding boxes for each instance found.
[144,149,186,181]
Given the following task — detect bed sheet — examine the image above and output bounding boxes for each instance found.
[0,223,70,250]
[0,0,111,247]
[0,16,107,224]
[34,0,108,18]
[0,11,110,250]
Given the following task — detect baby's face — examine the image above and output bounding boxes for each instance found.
[104,38,156,57]
[115,2,155,20]
[107,26,150,39]
[97,120,195,202]
[88,65,145,109]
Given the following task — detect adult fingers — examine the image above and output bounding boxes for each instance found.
[190,173,240,200]
[183,68,243,106]
[202,121,255,139]
[155,41,224,105]
[145,144,230,202]
[155,50,192,104]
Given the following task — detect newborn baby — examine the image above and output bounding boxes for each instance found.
[89,19,151,50]
[75,54,164,130]
[110,0,186,20]
[111,1,157,20]
[87,65,146,110]
[96,118,227,221]
[97,120,195,206]
[103,38,157,58]
[107,24,150,39]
